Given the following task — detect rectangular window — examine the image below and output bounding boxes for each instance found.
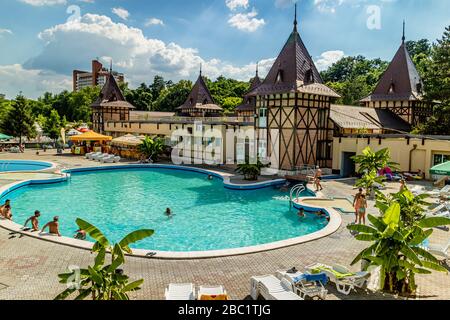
[259,108,267,128]
[433,154,450,166]
[317,141,332,160]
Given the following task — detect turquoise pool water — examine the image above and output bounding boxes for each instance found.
[2,168,327,252]
[0,160,52,172]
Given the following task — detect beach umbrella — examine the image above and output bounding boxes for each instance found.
[430,161,450,177]
[0,133,12,140]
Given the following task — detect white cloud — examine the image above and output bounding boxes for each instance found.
[0,28,13,36]
[112,7,129,21]
[0,64,71,99]
[225,0,249,11]
[145,18,164,27]
[228,9,265,32]
[314,50,345,71]
[19,0,66,6]
[13,13,273,98]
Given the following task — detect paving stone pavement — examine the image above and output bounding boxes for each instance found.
[0,151,449,300]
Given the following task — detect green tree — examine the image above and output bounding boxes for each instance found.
[56,219,154,300]
[43,109,62,144]
[1,94,36,145]
[152,80,192,112]
[150,75,167,101]
[418,25,450,135]
[347,189,450,295]
[321,56,388,105]
[352,147,399,196]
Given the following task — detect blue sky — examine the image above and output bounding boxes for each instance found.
[0,0,449,99]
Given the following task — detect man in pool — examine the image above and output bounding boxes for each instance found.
[24,210,41,232]
[297,208,305,219]
[2,205,12,220]
[74,229,87,240]
[165,208,174,219]
[40,216,61,237]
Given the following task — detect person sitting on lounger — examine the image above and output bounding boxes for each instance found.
[399,179,407,192]
[41,216,61,237]
[24,210,41,231]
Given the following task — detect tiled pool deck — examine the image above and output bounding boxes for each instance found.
[0,150,449,300]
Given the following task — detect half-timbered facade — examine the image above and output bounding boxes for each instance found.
[360,24,433,127]
[248,8,340,171]
[92,72,135,134]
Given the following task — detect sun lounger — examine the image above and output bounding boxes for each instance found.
[164,283,195,300]
[93,153,110,161]
[250,275,303,300]
[427,239,449,262]
[197,285,229,300]
[99,155,114,163]
[427,204,447,216]
[102,155,121,163]
[276,270,328,300]
[85,152,100,160]
[306,263,369,295]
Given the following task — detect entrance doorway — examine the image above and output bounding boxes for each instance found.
[341,152,356,177]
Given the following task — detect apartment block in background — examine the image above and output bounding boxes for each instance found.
[73,60,124,92]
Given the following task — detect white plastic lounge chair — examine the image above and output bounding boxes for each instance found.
[197,285,229,300]
[164,283,195,300]
[94,153,110,161]
[102,156,121,163]
[100,155,114,163]
[427,239,450,262]
[427,204,447,216]
[276,270,328,300]
[250,275,303,300]
[306,263,369,295]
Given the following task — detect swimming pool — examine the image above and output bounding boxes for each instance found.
[0,160,53,172]
[1,167,327,252]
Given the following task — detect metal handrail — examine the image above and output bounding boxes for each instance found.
[289,184,305,210]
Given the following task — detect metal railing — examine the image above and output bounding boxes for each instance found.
[128,115,255,124]
[289,184,306,210]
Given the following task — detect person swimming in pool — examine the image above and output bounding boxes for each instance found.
[74,229,87,240]
[297,208,305,219]
[208,175,213,180]
[40,216,61,237]
[165,208,174,219]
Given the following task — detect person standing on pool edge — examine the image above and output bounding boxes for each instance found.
[314,166,323,192]
[353,188,364,224]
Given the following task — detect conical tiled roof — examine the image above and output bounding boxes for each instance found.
[177,73,222,111]
[361,40,423,102]
[248,10,339,98]
[237,71,262,112]
[92,72,134,109]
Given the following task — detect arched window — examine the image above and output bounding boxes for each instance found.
[388,83,395,94]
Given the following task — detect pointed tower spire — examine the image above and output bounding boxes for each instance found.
[256,61,259,77]
[109,59,113,74]
[293,3,298,33]
[402,20,406,43]
[200,63,202,76]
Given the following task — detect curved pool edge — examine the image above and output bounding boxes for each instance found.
[64,164,287,190]
[0,208,342,259]
[0,160,58,173]
[0,163,342,259]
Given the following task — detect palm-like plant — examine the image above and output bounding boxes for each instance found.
[55,219,154,300]
[352,147,399,197]
[138,136,165,162]
[347,189,450,295]
[235,158,268,181]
